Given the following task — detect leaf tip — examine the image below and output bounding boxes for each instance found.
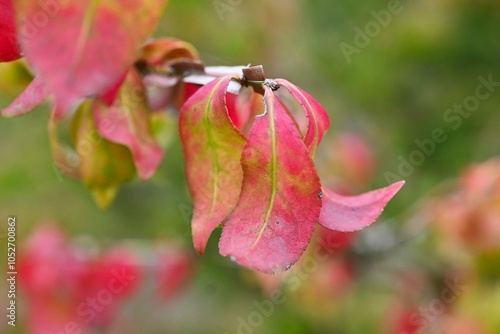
[90,186,118,209]
[135,146,164,180]
[318,180,405,232]
[192,223,213,255]
[391,180,406,193]
[193,242,206,255]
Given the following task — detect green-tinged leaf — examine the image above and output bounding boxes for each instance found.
[49,114,81,180]
[0,60,33,97]
[72,101,136,208]
[151,111,177,149]
[179,75,246,253]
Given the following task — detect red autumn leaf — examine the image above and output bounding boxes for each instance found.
[1,75,48,117]
[179,75,246,253]
[93,69,163,180]
[275,78,330,155]
[319,181,405,232]
[15,0,168,119]
[219,85,323,274]
[0,0,21,62]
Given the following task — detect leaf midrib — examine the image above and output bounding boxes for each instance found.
[248,92,278,251]
[203,80,226,219]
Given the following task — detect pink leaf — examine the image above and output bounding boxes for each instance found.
[1,76,48,117]
[93,69,163,180]
[275,79,330,155]
[319,181,405,232]
[15,0,168,119]
[179,75,246,253]
[219,85,322,274]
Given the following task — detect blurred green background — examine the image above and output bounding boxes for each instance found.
[1,0,500,333]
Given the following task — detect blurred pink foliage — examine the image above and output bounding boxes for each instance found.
[18,224,194,334]
[427,158,500,253]
[317,132,377,193]
[18,225,142,333]
[384,304,422,334]
[155,243,193,299]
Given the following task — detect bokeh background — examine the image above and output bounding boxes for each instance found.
[1,0,500,333]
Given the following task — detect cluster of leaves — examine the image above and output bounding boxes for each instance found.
[1,0,403,273]
[180,70,404,273]
[1,0,177,206]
